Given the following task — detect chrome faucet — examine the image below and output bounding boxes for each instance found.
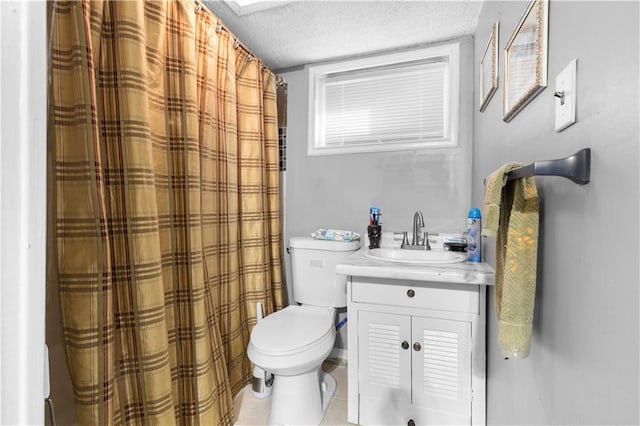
[400,211,431,250]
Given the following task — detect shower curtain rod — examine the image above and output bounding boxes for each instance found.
[194,0,287,86]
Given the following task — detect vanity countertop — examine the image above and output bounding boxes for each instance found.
[336,249,495,286]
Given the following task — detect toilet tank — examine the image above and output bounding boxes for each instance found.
[289,237,360,307]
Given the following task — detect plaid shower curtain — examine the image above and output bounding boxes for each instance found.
[49,0,284,423]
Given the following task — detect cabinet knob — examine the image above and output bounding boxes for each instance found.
[413,342,422,352]
[401,340,409,350]
[407,289,415,298]
[408,420,415,426]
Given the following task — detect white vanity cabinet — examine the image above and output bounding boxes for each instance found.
[346,276,487,426]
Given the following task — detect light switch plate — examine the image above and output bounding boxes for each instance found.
[555,59,577,132]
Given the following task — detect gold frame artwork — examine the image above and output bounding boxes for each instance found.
[503,0,549,122]
[479,21,499,112]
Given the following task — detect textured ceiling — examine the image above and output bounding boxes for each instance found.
[203,1,483,71]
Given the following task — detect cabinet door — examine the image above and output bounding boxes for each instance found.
[411,317,472,420]
[358,310,411,402]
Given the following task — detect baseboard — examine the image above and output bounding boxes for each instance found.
[328,347,348,364]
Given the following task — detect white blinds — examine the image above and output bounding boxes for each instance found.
[322,59,449,147]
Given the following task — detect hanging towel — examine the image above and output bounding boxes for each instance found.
[482,163,523,238]
[482,164,539,359]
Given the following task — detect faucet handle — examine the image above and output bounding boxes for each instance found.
[401,231,409,248]
[422,231,431,250]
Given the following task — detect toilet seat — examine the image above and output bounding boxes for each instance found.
[250,305,334,356]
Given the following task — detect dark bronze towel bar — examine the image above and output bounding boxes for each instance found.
[506,148,591,185]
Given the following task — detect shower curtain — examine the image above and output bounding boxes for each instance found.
[49,0,284,424]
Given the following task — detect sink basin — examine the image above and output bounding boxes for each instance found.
[364,248,467,264]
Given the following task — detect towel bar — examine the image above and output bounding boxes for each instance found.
[505,148,591,185]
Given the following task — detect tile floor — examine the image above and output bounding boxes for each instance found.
[233,359,351,425]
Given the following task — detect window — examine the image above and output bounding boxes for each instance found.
[308,43,460,155]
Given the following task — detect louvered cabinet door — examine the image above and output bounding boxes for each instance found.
[358,311,411,412]
[411,316,472,423]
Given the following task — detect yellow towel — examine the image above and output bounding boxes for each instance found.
[482,164,539,359]
[482,163,523,238]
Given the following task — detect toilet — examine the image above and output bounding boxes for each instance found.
[247,236,360,425]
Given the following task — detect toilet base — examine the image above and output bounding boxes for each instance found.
[269,368,336,425]
[320,370,337,413]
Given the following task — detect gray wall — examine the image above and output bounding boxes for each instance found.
[474,1,639,424]
[280,38,475,348]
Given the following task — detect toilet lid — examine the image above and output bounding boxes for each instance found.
[251,305,334,355]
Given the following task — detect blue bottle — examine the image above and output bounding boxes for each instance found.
[467,208,482,262]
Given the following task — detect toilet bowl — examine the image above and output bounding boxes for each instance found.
[247,236,360,425]
[248,305,336,375]
[247,305,337,425]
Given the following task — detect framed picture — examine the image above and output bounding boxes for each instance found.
[503,0,549,122]
[479,21,499,112]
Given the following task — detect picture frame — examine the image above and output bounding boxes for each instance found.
[479,21,499,112]
[502,0,549,122]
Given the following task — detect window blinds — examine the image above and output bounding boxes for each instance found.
[321,59,449,147]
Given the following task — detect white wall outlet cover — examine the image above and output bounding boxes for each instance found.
[555,59,577,132]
